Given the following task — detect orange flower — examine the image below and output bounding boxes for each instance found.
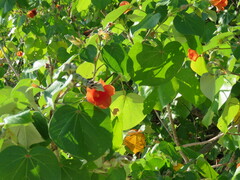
[188,49,199,62]
[124,129,146,154]
[27,9,37,18]
[16,51,23,57]
[210,0,228,12]
[86,79,115,109]
[119,1,131,14]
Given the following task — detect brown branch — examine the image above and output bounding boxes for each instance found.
[167,104,189,163]
[154,110,174,139]
[0,46,20,80]
[182,132,224,148]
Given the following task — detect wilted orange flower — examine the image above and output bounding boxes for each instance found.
[124,129,146,154]
[119,1,131,14]
[16,51,23,57]
[188,49,199,62]
[86,79,115,109]
[27,9,37,18]
[210,0,228,12]
[31,83,39,88]
[173,163,183,171]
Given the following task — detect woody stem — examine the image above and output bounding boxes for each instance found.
[167,104,189,163]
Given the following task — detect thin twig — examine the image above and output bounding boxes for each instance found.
[182,125,236,148]
[154,110,174,139]
[167,104,189,163]
[182,132,224,148]
[0,45,20,80]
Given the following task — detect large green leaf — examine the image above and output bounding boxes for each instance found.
[6,123,45,148]
[11,79,41,111]
[49,103,112,160]
[143,78,179,113]
[44,75,73,108]
[128,41,185,86]
[102,42,129,75]
[0,146,60,180]
[4,110,32,125]
[196,156,219,179]
[0,87,18,116]
[201,74,238,109]
[190,56,208,76]
[173,12,204,37]
[203,32,233,52]
[157,141,182,161]
[61,158,90,180]
[91,0,111,9]
[176,68,206,106]
[0,0,16,17]
[102,4,131,27]
[110,92,146,130]
[73,0,91,12]
[130,13,161,34]
[200,73,216,102]
[217,98,239,133]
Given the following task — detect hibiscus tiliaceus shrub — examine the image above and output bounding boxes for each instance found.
[0,0,240,179]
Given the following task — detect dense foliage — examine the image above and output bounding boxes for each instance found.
[0,0,240,179]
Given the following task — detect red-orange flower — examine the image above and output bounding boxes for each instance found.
[16,51,23,57]
[27,9,37,18]
[119,1,131,14]
[188,49,199,62]
[86,79,115,109]
[210,0,228,12]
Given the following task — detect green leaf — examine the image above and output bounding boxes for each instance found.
[232,166,240,180]
[32,112,49,140]
[157,141,181,161]
[233,45,240,60]
[196,157,219,179]
[202,107,215,128]
[110,92,146,130]
[73,0,91,12]
[217,98,239,133]
[203,32,233,52]
[0,146,61,180]
[112,117,123,150]
[0,0,16,17]
[11,79,40,111]
[129,41,185,86]
[173,12,204,37]
[176,68,206,106]
[4,110,32,125]
[49,103,112,160]
[0,87,18,116]
[106,167,126,180]
[91,0,111,9]
[218,133,240,151]
[102,42,129,75]
[200,73,216,102]
[61,158,90,180]
[24,60,48,73]
[7,123,45,148]
[102,4,131,27]
[130,13,161,34]
[190,57,208,76]
[44,75,73,108]
[143,78,179,113]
